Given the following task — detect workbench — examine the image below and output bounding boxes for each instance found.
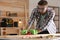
[0,34,60,40]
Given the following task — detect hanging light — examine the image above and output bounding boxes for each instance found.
[19,19,22,23]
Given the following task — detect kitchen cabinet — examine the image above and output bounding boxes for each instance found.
[0,0,29,35]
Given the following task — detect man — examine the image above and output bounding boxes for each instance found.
[27,0,56,34]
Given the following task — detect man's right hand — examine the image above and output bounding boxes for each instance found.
[37,29,42,33]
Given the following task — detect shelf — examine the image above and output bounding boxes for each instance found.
[0,0,29,36]
[0,16,27,18]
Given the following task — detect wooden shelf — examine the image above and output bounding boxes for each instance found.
[0,0,29,36]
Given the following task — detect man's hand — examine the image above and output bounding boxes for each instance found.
[21,27,25,30]
[37,29,42,33]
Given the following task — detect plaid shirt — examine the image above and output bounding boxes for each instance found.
[27,7,55,31]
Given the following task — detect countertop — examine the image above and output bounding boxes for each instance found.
[0,34,60,40]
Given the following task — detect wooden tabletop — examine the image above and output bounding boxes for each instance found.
[0,34,60,38]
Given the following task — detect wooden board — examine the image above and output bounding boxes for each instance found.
[0,34,60,38]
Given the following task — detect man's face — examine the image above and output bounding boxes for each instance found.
[37,5,48,13]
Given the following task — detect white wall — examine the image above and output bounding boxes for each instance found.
[29,0,59,15]
[29,0,40,16]
[47,0,59,7]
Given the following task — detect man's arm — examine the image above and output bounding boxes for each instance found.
[26,9,35,30]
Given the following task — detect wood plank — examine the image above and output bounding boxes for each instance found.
[0,2,25,8]
[0,34,60,38]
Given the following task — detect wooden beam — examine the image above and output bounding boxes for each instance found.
[0,2,25,8]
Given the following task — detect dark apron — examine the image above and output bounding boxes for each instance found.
[38,29,49,34]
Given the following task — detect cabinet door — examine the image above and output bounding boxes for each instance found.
[0,0,29,35]
[0,0,29,28]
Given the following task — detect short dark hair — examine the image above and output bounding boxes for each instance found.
[38,0,48,5]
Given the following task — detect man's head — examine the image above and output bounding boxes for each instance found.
[37,0,48,14]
